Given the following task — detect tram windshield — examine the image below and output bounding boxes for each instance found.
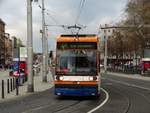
[56,50,97,75]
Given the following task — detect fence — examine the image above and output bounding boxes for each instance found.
[107,65,150,76]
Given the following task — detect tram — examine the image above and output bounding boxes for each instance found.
[54,34,101,96]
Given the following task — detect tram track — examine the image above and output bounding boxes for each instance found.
[52,99,82,113]
[0,86,106,113]
[121,88,150,113]
[102,76,150,113]
[44,88,107,113]
[16,80,150,113]
[50,91,107,113]
[109,85,131,113]
[21,97,83,113]
[1,75,150,113]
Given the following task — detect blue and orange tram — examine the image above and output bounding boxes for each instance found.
[54,34,101,96]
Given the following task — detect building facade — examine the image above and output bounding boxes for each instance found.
[0,18,12,65]
[0,19,5,64]
[5,33,12,64]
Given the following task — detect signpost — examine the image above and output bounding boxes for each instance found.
[20,47,27,58]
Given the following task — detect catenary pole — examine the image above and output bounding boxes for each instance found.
[42,0,47,82]
[45,26,48,75]
[27,0,34,92]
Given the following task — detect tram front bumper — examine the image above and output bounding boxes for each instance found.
[55,88,99,96]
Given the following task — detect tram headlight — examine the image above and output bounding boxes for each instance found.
[89,76,94,81]
[59,76,64,80]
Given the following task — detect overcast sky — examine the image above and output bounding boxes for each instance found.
[0,0,128,52]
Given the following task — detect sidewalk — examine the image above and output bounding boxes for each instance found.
[0,71,54,103]
[102,71,150,81]
[0,70,11,80]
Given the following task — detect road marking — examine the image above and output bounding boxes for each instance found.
[87,88,109,113]
[107,78,150,91]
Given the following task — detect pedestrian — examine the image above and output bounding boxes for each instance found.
[0,64,2,71]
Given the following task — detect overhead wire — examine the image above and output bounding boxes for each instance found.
[37,1,88,35]
[38,4,68,33]
[46,12,58,25]
[75,0,86,25]
[38,5,58,25]
[73,0,87,34]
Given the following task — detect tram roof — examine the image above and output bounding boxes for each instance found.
[57,34,99,42]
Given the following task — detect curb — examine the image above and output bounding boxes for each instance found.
[102,72,150,81]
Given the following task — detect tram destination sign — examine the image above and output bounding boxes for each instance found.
[57,42,97,49]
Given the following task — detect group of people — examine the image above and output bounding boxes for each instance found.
[0,64,12,70]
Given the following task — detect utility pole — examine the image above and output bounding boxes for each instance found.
[100,25,113,73]
[42,0,47,82]
[27,0,34,92]
[104,30,108,73]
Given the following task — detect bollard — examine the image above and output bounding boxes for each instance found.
[23,76,25,84]
[12,78,13,90]
[14,77,16,89]
[22,76,24,84]
[13,78,15,90]
[25,75,28,82]
[16,78,19,95]
[10,78,13,92]
[2,80,5,99]
[7,79,10,94]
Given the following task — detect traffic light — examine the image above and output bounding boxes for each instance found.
[49,51,53,58]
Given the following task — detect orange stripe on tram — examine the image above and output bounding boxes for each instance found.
[54,81,98,85]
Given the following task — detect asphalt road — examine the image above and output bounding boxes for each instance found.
[0,74,150,113]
